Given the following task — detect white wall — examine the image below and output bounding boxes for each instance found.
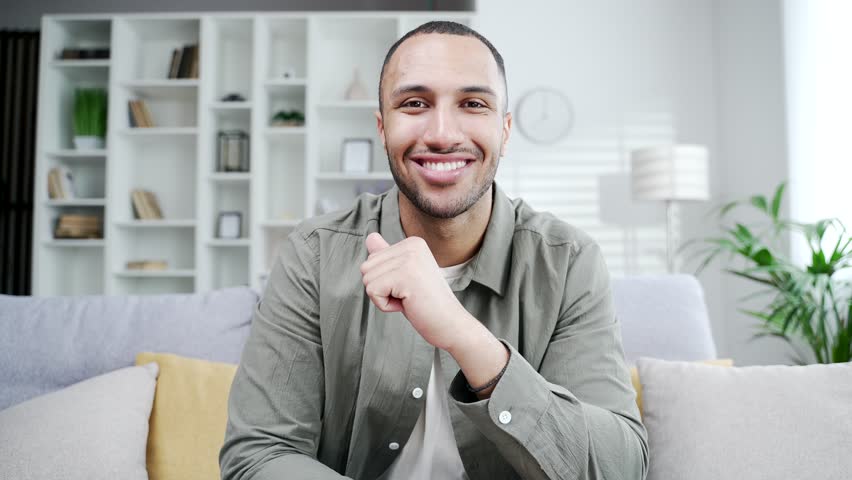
[715,0,792,365]
[476,0,792,365]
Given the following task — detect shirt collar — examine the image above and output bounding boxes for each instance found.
[379,182,514,297]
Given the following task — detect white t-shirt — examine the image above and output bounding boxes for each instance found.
[378,258,472,480]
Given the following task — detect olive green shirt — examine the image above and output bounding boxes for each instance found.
[220,183,648,480]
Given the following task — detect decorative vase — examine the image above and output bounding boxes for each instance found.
[73,136,105,150]
[344,67,369,101]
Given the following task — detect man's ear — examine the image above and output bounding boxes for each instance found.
[375,109,386,150]
[500,111,512,157]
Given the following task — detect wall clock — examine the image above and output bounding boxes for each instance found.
[514,87,574,145]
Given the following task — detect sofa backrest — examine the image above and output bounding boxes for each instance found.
[0,274,717,411]
[0,287,257,411]
[612,274,718,365]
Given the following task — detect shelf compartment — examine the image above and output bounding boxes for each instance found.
[264,17,308,81]
[117,18,200,81]
[121,79,199,99]
[211,17,254,104]
[311,16,396,102]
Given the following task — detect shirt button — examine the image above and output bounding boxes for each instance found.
[412,387,423,399]
[498,410,512,425]
[389,442,400,451]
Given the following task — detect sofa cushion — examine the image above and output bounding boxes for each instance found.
[638,357,852,480]
[612,274,718,364]
[0,286,256,411]
[136,352,237,480]
[629,358,733,414]
[0,362,158,480]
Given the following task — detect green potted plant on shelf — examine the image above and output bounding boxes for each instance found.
[687,182,852,364]
[270,109,305,127]
[72,87,107,149]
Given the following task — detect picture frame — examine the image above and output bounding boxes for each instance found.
[341,138,372,174]
[217,211,242,239]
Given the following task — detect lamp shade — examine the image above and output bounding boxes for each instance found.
[630,144,710,201]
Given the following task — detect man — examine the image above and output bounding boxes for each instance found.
[220,21,648,480]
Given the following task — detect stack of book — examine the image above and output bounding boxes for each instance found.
[131,189,164,220]
[47,167,75,199]
[128,100,155,128]
[126,260,168,271]
[54,214,102,239]
[167,44,199,79]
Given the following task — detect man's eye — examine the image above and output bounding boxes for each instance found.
[465,101,486,108]
[402,100,427,108]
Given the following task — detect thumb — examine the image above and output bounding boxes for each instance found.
[365,232,391,255]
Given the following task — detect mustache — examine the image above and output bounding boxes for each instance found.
[403,146,484,160]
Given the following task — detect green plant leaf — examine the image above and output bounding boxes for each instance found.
[771,182,786,221]
[750,195,769,214]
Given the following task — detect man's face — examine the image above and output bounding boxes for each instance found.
[376,33,511,219]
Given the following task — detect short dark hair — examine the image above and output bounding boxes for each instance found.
[378,20,508,114]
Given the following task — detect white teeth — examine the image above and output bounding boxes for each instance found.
[423,161,466,171]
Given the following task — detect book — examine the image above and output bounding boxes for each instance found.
[143,191,163,218]
[188,45,199,79]
[177,45,191,78]
[137,100,155,128]
[130,189,164,220]
[47,166,74,199]
[128,100,145,127]
[126,260,168,271]
[54,214,102,239]
[167,48,182,79]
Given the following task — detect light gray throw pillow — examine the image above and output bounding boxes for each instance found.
[637,358,852,480]
[0,363,159,480]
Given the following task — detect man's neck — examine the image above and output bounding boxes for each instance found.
[397,185,493,268]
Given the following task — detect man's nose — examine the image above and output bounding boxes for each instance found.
[422,105,464,149]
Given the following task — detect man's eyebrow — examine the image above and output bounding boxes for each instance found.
[390,85,431,98]
[389,84,499,98]
[458,86,498,97]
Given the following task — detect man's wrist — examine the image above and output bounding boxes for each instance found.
[446,310,510,399]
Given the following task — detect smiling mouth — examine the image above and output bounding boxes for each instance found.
[413,159,472,172]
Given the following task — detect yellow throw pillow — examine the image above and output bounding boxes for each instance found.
[631,359,733,415]
[135,352,238,480]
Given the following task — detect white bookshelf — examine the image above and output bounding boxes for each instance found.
[32,11,475,296]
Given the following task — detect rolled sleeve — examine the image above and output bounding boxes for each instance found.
[449,241,648,480]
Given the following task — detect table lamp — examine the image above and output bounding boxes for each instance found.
[630,144,710,272]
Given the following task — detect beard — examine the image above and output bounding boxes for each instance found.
[387,144,498,219]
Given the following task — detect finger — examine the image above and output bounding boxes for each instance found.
[361,257,404,287]
[365,232,390,255]
[364,272,407,310]
[369,292,404,313]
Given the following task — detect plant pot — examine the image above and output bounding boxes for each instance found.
[73,136,104,150]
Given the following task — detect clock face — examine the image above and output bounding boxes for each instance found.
[514,87,574,145]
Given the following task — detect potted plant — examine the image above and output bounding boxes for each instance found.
[72,88,107,149]
[687,182,852,364]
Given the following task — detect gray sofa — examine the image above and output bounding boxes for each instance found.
[0,274,717,411]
